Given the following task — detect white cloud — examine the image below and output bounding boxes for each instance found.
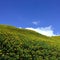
[19,27,22,28]
[32,21,40,25]
[26,26,57,36]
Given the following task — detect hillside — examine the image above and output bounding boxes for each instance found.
[0,25,60,60]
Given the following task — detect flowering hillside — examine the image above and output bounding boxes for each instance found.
[0,25,60,60]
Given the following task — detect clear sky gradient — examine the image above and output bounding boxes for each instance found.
[0,0,60,35]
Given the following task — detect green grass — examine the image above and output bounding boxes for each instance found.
[0,24,60,60]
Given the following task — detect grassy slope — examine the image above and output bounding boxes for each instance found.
[0,25,60,60]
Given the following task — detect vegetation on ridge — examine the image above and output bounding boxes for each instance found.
[0,25,60,60]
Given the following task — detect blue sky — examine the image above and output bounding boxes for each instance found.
[0,0,60,36]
